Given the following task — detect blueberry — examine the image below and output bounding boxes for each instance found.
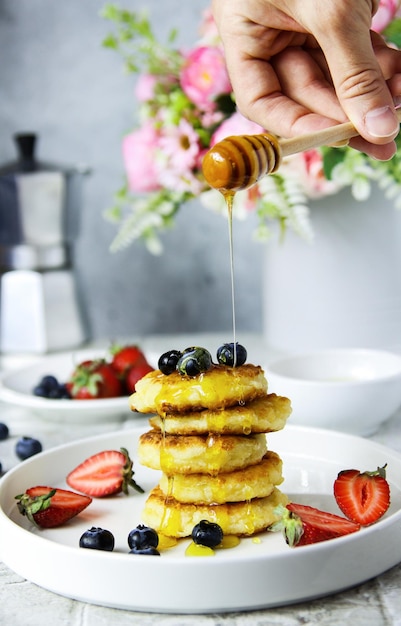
[128,524,159,550]
[158,350,182,375]
[216,343,247,367]
[33,375,58,397]
[33,375,70,399]
[79,527,115,551]
[192,520,223,548]
[15,437,42,460]
[0,423,9,441]
[58,383,71,399]
[129,546,160,556]
[177,347,213,377]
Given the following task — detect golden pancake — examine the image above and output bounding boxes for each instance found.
[138,429,267,475]
[158,451,283,504]
[130,363,267,414]
[141,486,289,537]
[149,394,291,435]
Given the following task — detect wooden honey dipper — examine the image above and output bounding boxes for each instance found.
[202,109,401,192]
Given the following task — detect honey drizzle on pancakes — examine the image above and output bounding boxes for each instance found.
[155,190,256,543]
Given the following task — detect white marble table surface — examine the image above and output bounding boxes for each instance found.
[1,335,401,626]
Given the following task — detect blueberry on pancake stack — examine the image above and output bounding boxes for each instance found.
[130,344,291,538]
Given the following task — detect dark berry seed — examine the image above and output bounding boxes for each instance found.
[0,423,9,441]
[15,437,42,460]
[158,350,182,375]
[128,524,159,550]
[79,527,115,551]
[216,343,247,367]
[192,520,223,548]
[129,546,160,556]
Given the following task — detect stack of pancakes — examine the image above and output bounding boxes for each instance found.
[130,362,291,538]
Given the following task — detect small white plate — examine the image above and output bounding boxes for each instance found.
[0,350,135,423]
[1,425,401,613]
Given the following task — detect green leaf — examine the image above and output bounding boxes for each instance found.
[322,147,347,180]
[384,17,401,47]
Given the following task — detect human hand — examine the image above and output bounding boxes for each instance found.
[212,0,401,159]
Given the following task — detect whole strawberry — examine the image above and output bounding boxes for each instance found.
[333,465,391,526]
[110,344,154,394]
[67,359,122,399]
[125,361,154,393]
[110,344,147,377]
[66,447,144,497]
[16,486,92,528]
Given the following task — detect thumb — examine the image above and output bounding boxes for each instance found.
[321,30,399,144]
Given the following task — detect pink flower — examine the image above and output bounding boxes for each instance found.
[180,46,231,111]
[372,0,400,32]
[285,150,339,198]
[211,111,265,145]
[135,74,158,102]
[159,118,201,173]
[122,122,161,193]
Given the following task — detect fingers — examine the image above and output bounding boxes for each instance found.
[314,18,401,144]
[212,0,401,157]
[224,38,345,138]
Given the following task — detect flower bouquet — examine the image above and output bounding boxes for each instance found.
[102,2,401,254]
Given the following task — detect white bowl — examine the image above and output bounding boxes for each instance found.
[265,349,401,436]
[0,349,135,423]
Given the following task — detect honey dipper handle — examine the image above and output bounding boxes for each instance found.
[279,108,401,157]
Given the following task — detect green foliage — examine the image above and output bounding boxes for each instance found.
[101,3,182,75]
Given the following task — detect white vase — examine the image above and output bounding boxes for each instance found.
[263,186,401,352]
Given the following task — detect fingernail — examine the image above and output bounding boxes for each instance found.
[365,106,399,138]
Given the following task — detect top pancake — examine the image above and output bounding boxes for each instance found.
[130,363,267,414]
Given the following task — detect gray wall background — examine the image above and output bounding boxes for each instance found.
[0,0,263,342]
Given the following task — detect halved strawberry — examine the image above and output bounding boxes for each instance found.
[66,448,144,497]
[15,486,92,528]
[333,465,391,526]
[271,503,360,546]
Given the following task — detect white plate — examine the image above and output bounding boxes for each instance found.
[0,350,134,423]
[1,425,401,613]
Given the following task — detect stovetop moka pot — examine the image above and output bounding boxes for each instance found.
[0,133,90,353]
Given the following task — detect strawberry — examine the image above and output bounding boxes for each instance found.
[271,503,360,546]
[15,486,92,528]
[66,447,144,497]
[110,344,147,376]
[67,359,123,399]
[125,361,154,393]
[333,465,391,526]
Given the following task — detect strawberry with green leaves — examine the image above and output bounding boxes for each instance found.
[66,359,122,399]
[16,486,92,528]
[271,503,360,546]
[66,447,144,497]
[333,465,391,526]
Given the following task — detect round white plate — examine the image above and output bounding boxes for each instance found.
[0,349,136,423]
[1,425,401,613]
